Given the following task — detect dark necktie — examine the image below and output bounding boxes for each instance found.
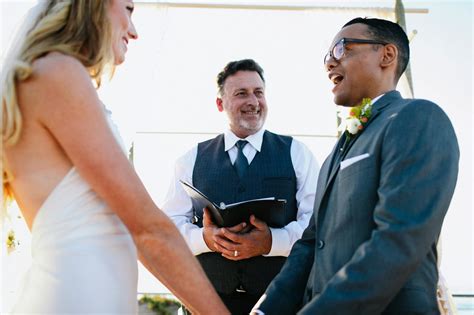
[234,140,249,178]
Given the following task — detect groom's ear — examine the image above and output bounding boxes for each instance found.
[380,43,397,70]
[216,97,224,112]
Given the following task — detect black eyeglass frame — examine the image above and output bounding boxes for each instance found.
[324,37,389,64]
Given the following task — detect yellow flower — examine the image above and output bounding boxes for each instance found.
[6,229,19,254]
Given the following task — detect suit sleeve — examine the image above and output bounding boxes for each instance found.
[256,211,317,315]
[298,101,459,314]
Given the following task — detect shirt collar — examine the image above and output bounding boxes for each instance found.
[224,128,265,152]
[371,93,384,105]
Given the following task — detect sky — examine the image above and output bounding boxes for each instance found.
[1,0,473,311]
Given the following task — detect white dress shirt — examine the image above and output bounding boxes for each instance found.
[161,128,320,256]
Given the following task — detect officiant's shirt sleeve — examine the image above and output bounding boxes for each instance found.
[161,146,210,255]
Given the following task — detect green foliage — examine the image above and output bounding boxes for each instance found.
[139,294,181,315]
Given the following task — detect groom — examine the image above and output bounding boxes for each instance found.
[252,17,459,314]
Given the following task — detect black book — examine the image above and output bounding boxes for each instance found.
[179,180,287,228]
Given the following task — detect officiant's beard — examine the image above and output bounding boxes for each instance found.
[238,115,265,135]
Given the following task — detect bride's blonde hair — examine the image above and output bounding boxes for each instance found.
[2,0,114,206]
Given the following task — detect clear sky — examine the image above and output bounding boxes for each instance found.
[1,0,472,311]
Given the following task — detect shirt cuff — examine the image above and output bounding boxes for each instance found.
[189,227,212,255]
[264,227,290,257]
[252,310,265,315]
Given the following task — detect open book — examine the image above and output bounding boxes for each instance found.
[180,180,287,228]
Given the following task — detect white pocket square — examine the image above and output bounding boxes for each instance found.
[340,153,370,170]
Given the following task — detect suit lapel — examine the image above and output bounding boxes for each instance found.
[313,90,403,214]
[311,135,344,218]
[336,90,403,161]
[326,133,347,183]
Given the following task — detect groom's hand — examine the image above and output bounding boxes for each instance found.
[202,208,247,253]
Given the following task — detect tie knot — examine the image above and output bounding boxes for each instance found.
[235,140,248,150]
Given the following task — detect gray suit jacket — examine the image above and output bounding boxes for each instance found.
[258,91,459,315]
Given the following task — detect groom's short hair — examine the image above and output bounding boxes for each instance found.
[343,17,410,81]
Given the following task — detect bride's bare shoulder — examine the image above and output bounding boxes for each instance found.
[18,52,97,110]
[17,52,90,96]
[32,51,87,78]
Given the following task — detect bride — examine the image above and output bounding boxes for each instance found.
[1,0,229,314]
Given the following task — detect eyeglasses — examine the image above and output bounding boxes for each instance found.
[324,37,388,64]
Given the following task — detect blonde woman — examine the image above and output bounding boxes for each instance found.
[1,0,228,314]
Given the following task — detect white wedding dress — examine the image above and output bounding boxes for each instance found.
[11,107,138,314]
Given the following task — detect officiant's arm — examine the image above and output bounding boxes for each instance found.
[39,59,229,315]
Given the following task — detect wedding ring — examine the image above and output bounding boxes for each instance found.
[234,250,238,257]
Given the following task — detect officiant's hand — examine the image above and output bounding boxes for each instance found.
[202,208,247,253]
[217,215,272,260]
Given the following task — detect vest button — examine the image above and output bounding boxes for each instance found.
[317,240,325,249]
[238,186,246,193]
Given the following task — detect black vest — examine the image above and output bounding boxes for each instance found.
[193,131,297,295]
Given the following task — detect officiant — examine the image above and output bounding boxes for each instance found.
[161,59,320,314]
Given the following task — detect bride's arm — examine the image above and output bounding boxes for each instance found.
[26,53,228,315]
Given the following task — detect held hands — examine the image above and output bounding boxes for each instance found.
[202,208,272,261]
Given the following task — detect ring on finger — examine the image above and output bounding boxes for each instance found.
[234,250,238,257]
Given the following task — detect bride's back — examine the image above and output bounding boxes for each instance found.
[5,53,77,230]
[1,2,231,314]
[5,53,140,314]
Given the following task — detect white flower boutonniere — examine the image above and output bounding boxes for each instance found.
[346,118,362,135]
[338,98,373,152]
[339,98,373,138]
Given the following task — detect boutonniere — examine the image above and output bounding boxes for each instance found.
[338,98,373,151]
[338,98,373,136]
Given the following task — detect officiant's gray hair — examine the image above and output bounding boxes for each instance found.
[216,59,265,97]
